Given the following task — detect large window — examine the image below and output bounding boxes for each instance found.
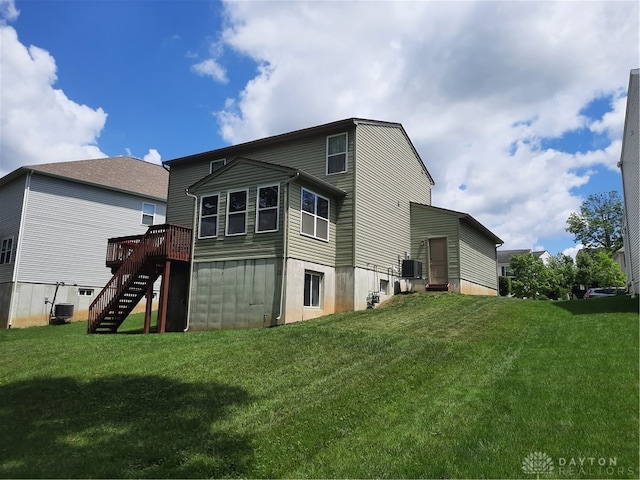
[226,189,248,236]
[199,194,219,238]
[326,132,347,175]
[210,158,226,173]
[0,236,13,264]
[301,188,329,241]
[141,202,155,226]
[304,271,322,307]
[256,184,279,233]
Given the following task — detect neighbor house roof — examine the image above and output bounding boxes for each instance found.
[0,156,168,201]
[411,203,504,245]
[188,157,347,198]
[497,249,548,264]
[165,117,435,185]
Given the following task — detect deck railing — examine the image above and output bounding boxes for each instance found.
[106,224,192,268]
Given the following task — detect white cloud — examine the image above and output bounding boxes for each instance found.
[0,0,19,23]
[0,25,107,176]
[202,0,637,252]
[191,58,228,83]
[143,149,162,165]
[562,244,585,261]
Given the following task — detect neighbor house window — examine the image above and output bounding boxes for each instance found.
[301,188,329,241]
[0,236,13,264]
[304,271,322,307]
[141,202,155,226]
[326,132,347,174]
[199,194,219,238]
[256,184,279,233]
[226,189,248,236]
[210,159,226,173]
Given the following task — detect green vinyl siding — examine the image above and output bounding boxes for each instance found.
[287,183,337,267]
[410,204,460,282]
[459,222,498,290]
[354,124,433,270]
[191,162,287,261]
[166,162,210,227]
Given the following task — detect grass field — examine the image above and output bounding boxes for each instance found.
[1,293,638,479]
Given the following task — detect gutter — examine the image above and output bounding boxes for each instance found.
[184,187,199,331]
[276,172,300,323]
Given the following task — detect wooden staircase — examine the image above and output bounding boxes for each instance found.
[88,224,191,334]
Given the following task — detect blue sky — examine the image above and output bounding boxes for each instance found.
[1,0,638,257]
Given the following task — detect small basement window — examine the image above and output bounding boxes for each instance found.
[304,271,323,307]
[78,288,94,296]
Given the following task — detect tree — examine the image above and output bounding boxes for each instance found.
[545,254,577,299]
[566,191,624,255]
[510,253,550,299]
[575,249,626,288]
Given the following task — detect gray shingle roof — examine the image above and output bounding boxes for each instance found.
[1,156,168,200]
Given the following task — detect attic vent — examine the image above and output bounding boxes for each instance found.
[401,259,422,279]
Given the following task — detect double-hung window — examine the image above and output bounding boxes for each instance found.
[226,189,248,236]
[210,159,226,173]
[199,194,219,238]
[141,202,155,226]
[0,236,13,264]
[326,132,347,175]
[256,184,279,233]
[304,271,322,307]
[301,188,329,241]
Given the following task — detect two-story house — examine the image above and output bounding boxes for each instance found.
[147,118,503,332]
[0,156,168,328]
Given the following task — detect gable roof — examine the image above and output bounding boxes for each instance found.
[0,156,168,201]
[411,203,504,245]
[165,118,435,185]
[496,249,549,263]
[188,157,347,198]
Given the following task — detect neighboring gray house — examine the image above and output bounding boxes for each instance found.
[0,157,168,328]
[137,118,503,332]
[618,68,639,296]
[497,249,551,278]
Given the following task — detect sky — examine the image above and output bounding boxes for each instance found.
[1,0,638,257]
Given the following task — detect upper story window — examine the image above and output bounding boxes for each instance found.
[199,194,219,238]
[301,188,329,241]
[226,189,248,236]
[0,236,14,264]
[141,202,156,226]
[256,184,279,233]
[210,159,226,173]
[326,132,347,175]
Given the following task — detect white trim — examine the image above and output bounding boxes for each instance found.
[304,270,323,308]
[141,201,156,226]
[300,188,330,242]
[209,158,227,174]
[198,193,220,239]
[225,188,249,236]
[255,183,280,233]
[326,132,348,175]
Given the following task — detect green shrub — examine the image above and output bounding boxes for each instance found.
[498,276,512,296]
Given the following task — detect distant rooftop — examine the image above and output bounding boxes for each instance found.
[1,156,168,200]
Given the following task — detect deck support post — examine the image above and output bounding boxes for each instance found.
[143,281,153,334]
[157,260,171,333]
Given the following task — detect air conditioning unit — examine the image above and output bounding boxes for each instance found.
[401,259,422,278]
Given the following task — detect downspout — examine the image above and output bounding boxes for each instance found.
[276,172,300,323]
[8,172,32,328]
[184,188,199,331]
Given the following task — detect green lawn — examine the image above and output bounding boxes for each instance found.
[1,293,638,479]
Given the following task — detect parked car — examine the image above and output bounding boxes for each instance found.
[584,287,626,298]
